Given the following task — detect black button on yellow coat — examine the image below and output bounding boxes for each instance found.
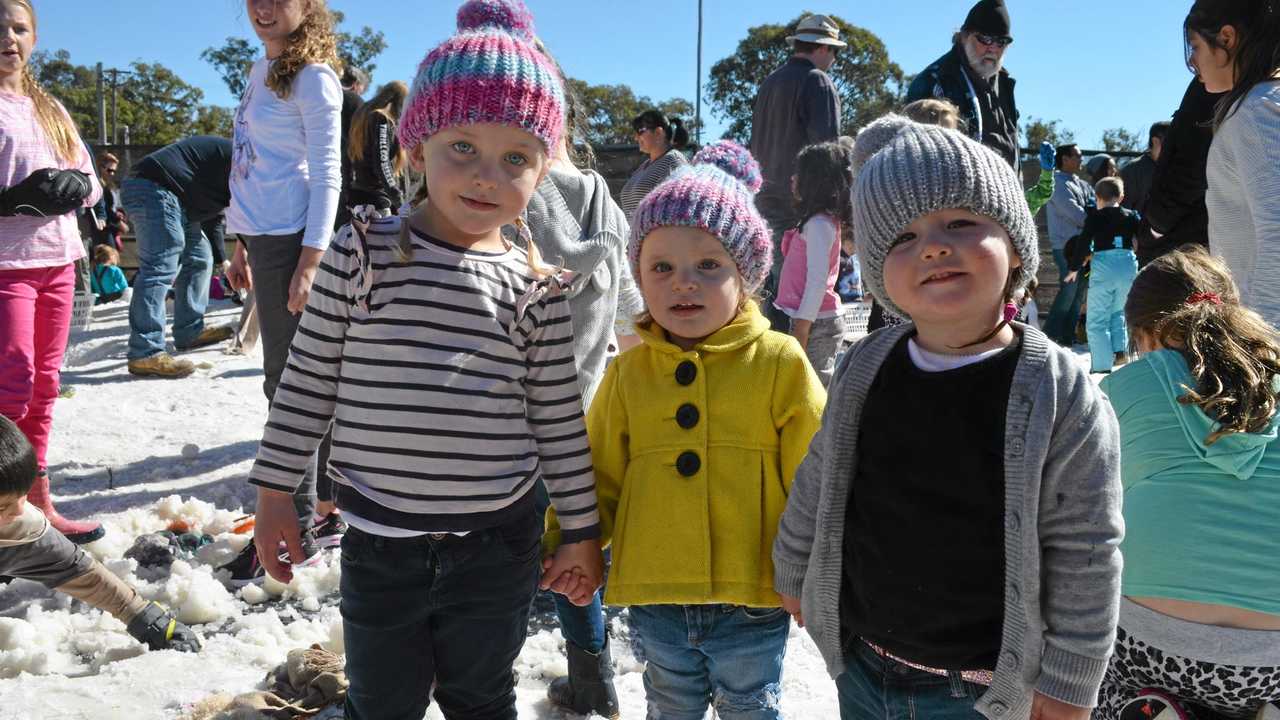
[676,451,701,477]
[675,360,697,385]
[676,403,700,429]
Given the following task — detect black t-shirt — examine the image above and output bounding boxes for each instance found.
[129,136,232,224]
[1084,206,1142,254]
[841,335,1021,670]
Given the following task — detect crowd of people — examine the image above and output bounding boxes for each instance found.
[1,0,1280,718]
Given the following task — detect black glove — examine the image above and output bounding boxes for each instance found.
[126,601,202,652]
[0,168,92,217]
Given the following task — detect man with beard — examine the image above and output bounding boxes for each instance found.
[906,0,1020,168]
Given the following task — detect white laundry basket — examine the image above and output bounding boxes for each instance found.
[69,289,95,334]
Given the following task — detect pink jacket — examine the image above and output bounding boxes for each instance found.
[0,91,102,271]
[774,213,840,321]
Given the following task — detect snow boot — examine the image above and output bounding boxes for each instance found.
[27,470,104,544]
[1119,688,1195,720]
[547,636,620,720]
[126,601,201,652]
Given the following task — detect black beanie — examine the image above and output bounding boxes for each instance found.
[962,0,1012,36]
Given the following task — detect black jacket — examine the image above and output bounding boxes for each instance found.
[348,112,403,211]
[749,57,841,223]
[129,136,232,224]
[906,45,1020,169]
[1137,79,1225,265]
[1119,154,1156,214]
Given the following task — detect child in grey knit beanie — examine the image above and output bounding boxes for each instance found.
[850,114,1039,342]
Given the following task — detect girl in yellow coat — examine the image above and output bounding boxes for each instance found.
[548,141,825,719]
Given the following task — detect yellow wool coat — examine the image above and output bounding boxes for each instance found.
[547,302,826,608]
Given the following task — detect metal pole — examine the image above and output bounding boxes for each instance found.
[109,70,118,145]
[696,0,703,146]
[95,62,106,144]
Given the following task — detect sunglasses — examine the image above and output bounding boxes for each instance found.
[974,33,1013,48]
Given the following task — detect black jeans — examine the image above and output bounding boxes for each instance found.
[340,511,542,720]
[241,233,334,517]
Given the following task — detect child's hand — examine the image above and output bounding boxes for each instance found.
[1030,693,1091,720]
[1063,271,1078,284]
[540,539,603,606]
[779,592,803,627]
[253,487,305,584]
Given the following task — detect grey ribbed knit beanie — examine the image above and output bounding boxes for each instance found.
[850,114,1039,320]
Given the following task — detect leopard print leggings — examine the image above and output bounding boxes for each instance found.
[1095,624,1280,719]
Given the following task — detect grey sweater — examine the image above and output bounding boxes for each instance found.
[773,324,1124,718]
[1206,80,1280,327]
[524,165,645,406]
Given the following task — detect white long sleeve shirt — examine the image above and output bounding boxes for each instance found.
[226,59,342,251]
[1207,80,1280,327]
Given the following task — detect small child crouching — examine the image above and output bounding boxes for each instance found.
[0,415,199,653]
[774,115,1124,720]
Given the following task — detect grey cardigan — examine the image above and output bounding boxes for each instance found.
[524,165,645,407]
[773,324,1124,719]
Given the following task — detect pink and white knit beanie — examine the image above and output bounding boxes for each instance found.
[629,141,773,293]
[398,0,565,155]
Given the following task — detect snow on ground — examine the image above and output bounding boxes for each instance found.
[0,299,840,720]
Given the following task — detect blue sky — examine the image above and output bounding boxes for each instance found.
[35,0,1195,149]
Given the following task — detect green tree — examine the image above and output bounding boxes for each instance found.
[202,12,388,99]
[29,50,231,145]
[1022,117,1075,149]
[707,13,905,142]
[567,79,697,145]
[1101,127,1142,153]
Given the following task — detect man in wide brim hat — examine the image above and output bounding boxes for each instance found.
[785,14,848,48]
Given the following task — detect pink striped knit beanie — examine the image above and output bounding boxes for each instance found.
[398,0,564,155]
[629,141,773,293]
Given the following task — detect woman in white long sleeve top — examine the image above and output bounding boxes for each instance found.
[225,0,343,554]
[1186,1,1280,326]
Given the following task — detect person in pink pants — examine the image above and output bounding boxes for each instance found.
[0,0,105,543]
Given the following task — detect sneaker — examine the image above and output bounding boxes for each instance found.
[1119,689,1194,720]
[305,512,347,553]
[219,542,264,587]
[176,325,235,351]
[128,352,196,378]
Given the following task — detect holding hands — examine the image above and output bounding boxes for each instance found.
[540,538,604,606]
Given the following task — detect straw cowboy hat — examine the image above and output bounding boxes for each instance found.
[786,14,848,48]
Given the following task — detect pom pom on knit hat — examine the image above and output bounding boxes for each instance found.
[398,0,564,155]
[850,113,1039,320]
[629,140,773,293]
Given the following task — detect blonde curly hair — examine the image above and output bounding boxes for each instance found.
[265,0,343,100]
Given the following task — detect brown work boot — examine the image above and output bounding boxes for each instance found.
[128,352,196,378]
[176,324,235,351]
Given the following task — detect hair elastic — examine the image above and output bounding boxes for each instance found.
[1002,301,1019,323]
[1187,291,1223,306]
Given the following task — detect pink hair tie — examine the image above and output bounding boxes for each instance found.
[1187,291,1223,306]
[1002,302,1019,324]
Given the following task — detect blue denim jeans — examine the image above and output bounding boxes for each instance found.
[1042,248,1083,347]
[121,177,212,360]
[836,641,987,720]
[534,480,607,652]
[628,603,790,720]
[339,511,542,720]
[1086,249,1138,372]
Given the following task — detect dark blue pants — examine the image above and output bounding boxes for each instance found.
[836,641,987,720]
[339,511,541,720]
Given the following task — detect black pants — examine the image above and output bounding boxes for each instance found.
[241,233,333,518]
[340,511,542,720]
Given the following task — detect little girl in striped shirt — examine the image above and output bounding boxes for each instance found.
[246,2,602,717]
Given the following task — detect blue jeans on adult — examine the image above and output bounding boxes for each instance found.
[1086,249,1138,372]
[533,481,607,652]
[1043,248,1083,347]
[122,177,212,360]
[836,641,987,719]
[628,603,790,720]
[340,511,542,720]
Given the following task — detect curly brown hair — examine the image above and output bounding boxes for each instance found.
[1126,245,1280,445]
[265,0,342,100]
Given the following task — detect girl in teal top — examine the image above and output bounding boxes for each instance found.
[1096,246,1280,720]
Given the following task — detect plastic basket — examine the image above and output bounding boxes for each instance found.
[842,301,872,341]
[69,290,94,334]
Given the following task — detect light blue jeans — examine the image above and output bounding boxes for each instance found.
[122,177,212,359]
[629,603,790,720]
[1086,249,1138,372]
